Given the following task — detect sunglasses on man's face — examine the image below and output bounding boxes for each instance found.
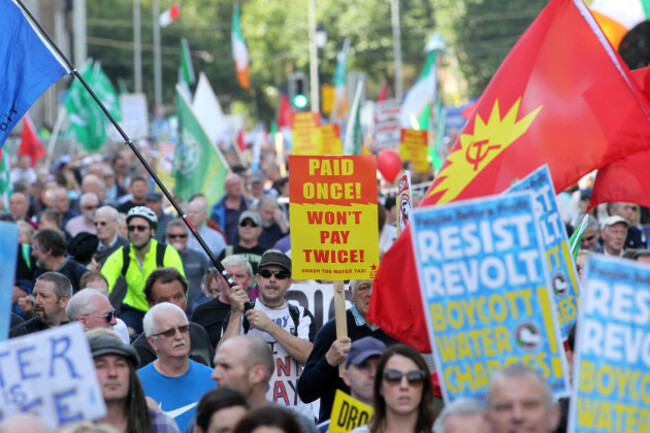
[151,324,191,338]
[240,220,259,228]
[93,221,108,227]
[128,225,151,233]
[581,234,596,242]
[83,309,117,323]
[167,233,188,240]
[258,269,290,280]
[382,368,427,386]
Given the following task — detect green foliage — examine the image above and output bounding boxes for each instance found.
[438,0,547,97]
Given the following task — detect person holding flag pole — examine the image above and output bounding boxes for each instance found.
[6,0,240,291]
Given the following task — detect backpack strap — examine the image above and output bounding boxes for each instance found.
[156,242,166,268]
[120,245,130,277]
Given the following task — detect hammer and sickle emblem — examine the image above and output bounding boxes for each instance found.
[465,139,501,171]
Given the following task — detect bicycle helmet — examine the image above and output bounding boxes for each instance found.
[126,206,158,230]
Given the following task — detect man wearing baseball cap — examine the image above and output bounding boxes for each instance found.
[220,250,316,418]
[343,337,386,404]
[219,210,267,275]
[597,215,629,257]
[87,330,179,432]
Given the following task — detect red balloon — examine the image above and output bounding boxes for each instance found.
[377,149,402,183]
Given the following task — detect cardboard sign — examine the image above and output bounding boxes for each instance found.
[0,324,106,428]
[289,155,379,280]
[505,165,580,339]
[329,390,374,433]
[395,171,412,236]
[411,192,569,402]
[292,112,319,155]
[317,124,343,155]
[569,256,650,433]
[399,129,428,172]
[0,222,18,341]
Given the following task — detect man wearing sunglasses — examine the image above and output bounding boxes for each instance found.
[132,267,214,368]
[138,303,214,432]
[101,206,185,335]
[166,219,210,310]
[218,210,267,275]
[220,250,317,419]
[66,288,118,330]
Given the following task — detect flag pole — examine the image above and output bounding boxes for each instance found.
[14,0,238,288]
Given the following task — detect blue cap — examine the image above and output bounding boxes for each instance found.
[345,336,387,369]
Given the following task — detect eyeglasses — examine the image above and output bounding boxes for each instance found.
[581,234,596,242]
[259,269,290,280]
[82,309,117,323]
[93,221,108,227]
[167,233,188,239]
[151,324,190,338]
[128,225,151,232]
[240,220,259,228]
[151,293,186,304]
[382,369,427,386]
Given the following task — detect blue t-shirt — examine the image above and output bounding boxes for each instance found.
[137,360,214,432]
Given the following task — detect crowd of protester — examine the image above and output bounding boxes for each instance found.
[2,147,649,433]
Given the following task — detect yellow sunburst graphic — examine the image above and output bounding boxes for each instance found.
[428,98,542,204]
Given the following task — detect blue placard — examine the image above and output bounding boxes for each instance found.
[569,255,650,433]
[411,192,569,402]
[506,165,580,339]
[0,222,18,341]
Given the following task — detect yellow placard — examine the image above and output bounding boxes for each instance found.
[289,155,379,280]
[317,124,342,155]
[399,129,429,172]
[329,390,374,433]
[292,112,319,155]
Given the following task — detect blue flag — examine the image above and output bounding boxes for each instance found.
[1,0,69,146]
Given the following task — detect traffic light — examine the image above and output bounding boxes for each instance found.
[288,71,309,111]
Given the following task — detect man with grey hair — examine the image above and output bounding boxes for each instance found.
[166,218,209,309]
[298,279,398,422]
[137,303,214,432]
[66,289,118,331]
[65,192,100,237]
[47,186,78,228]
[186,200,226,262]
[486,364,560,433]
[10,272,72,337]
[433,398,490,433]
[92,205,130,266]
[191,254,255,348]
[256,194,289,248]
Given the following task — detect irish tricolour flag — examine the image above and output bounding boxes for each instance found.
[590,0,650,49]
[232,4,250,90]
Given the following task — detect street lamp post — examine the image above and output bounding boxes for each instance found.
[308,0,319,114]
[315,23,327,113]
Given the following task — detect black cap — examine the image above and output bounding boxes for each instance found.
[145,192,163,202]
[258,251,291,274]
[88,335,140,366]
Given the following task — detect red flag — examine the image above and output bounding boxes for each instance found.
[237,129,246,152]
[377,81,387,102]
[277,94,293,129]
[19,114,45,167]
[368,0,650,352]
[589,66,650,210]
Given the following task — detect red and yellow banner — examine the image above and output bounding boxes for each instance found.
[291,112,319,155]
[399,129,428,173]
[317,124,342,155]
[289,155,379,280]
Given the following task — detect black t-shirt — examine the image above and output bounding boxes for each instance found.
[190,298,232,348]
[32,259,88,293]
[218,244,268,275]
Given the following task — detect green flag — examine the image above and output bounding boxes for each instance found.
[174,85,229,205]
[569,214,589,260]
[178,38,195,101]
[430,99,445,172]
[0,150,12,211]
[64,60,119,151]
[343,80,364,155]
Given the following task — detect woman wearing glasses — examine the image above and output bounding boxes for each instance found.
[351,344,436,433]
